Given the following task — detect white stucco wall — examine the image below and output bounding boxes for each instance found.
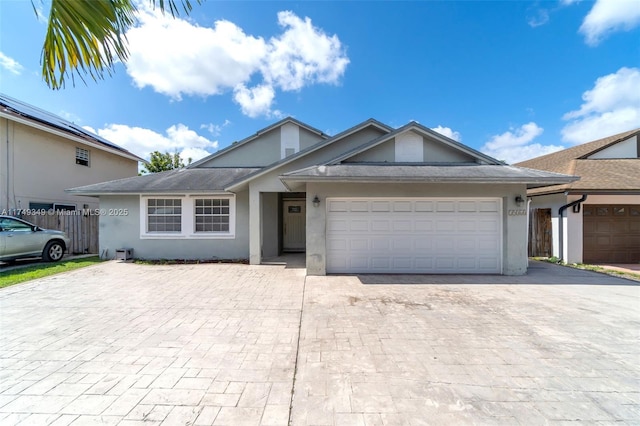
[588,135,637,159]
[98,192,250,260]
[529,193,640,264]
[305,182,529,276]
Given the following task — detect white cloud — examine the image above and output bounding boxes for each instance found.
[562,67,640,143]
[233,84,280,118]
[200,119,231,136]
[0,52,24,75]
[125,9,349,117]
[579,0,640,46]
[482,122,564,163]
[560,0,581,5]
[527,9,550,28]
[431,125,461,141]
[90,123,218,162]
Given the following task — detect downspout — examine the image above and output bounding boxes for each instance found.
[558,194,587,262]
[526,198,532,267]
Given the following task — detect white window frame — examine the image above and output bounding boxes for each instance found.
[76,147,90,166]
[140,194,236,239]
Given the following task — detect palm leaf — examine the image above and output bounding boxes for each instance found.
[39,0,200,89]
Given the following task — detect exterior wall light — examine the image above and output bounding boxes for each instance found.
[515,195,525,206]
[312,196,320,208]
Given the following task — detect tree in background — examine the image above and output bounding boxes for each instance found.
[37,0,200,89]
[141,151,191,174]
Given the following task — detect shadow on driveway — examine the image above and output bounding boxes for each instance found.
[356,260,639,285]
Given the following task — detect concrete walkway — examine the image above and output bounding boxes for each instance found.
[0,261,638,425]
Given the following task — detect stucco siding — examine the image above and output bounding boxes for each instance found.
[300,128,325,150]
[345,138,396,162]
[530,193,640,263]
[98,192,250,260]
[1,119,138,210]
[198,128,282,167]
[423,138,476,162]
[305,182,528,276]
[343,133,477,163]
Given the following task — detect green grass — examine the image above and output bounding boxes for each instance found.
[0,256,103,289]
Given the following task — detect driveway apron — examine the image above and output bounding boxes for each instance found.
[0,262,305,425]
[291,263,640,425]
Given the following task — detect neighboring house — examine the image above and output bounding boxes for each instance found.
[516,129,640,264]
[0,94,143,213]
[69,117,575,275]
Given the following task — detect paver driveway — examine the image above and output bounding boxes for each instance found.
[0,261,639,425]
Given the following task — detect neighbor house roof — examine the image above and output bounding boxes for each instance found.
[515,129,640,195]
[188,116,329,168]
[280,164,578,190]
[0,93,145,163]
[67,168,259,195]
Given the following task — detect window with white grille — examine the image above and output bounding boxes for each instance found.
[76,147,90,166]
[195,199,230,232]
[147,199,182,233]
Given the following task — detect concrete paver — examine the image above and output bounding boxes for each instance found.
[1,260,639,425]
[1,262,304,425]
[291,262,640,425]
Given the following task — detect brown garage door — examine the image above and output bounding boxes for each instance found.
[583,205,640,263]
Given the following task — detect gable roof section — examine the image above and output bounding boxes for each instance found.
[280,163,578,191]
[0,93,144,162]
[188,116,329,168]
[515,128,640,195]
[67,167,259,195]
[224,118,393,191]
[327,121,503,166]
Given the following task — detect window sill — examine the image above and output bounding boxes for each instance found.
[140,233,235,240]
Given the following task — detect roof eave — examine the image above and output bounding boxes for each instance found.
[280,175,578,186]
[0,111,145,162]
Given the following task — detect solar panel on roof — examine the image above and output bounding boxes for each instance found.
[0,93,127,152]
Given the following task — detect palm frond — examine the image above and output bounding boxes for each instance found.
[40,0,201,89]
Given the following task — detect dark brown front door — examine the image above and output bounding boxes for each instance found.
[583,205,640,263]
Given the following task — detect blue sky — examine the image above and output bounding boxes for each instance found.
[0,0,638,164]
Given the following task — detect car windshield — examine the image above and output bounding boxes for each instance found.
[0,218,33,232]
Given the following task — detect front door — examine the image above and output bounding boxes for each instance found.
[283,200,306,252]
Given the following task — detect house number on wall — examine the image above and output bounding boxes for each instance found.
[508,209,527,216]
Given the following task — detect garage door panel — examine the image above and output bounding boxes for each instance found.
[436,220,456,232]
[326,198,502,274]
[392,239,412,251]
[415,220,434,231]
[393,220,412,232]
[479,201,500,212]
[436,201,455,212]
[415,201,434,212]
[458,220,477,232]
[328,200,348,212]
[584,204,640,263]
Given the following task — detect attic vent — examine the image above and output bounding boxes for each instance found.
[395,132,423,162]
[76,147,90,166]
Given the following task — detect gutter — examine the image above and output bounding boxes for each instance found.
[558,194,587,262]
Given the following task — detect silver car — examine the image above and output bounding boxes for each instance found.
[0,215,71,262]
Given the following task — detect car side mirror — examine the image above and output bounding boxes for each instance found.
[32,226,40,231]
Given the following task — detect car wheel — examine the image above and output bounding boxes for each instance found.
[43,241,64,262]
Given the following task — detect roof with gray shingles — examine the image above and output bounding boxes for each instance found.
[280,164,578,188]
[515,129,640,195]
[67,168,260,194]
